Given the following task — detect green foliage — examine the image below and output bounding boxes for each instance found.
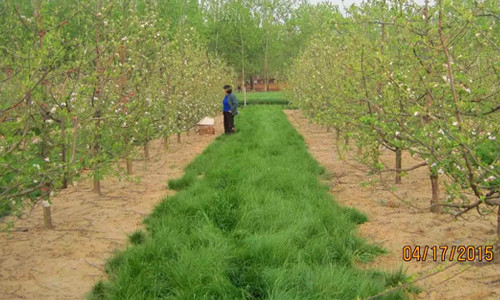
[287,0,500,210]
[0,0,234,225]
[91,106,413,300]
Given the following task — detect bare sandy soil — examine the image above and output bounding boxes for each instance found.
[1,110,499,300]
[285,109,500,300]
[0,117,222,300]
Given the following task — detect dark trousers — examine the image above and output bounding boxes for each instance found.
[223,111,235,134]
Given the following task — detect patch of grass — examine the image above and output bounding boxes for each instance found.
[90,106,413,300]
[167,173,197,191]
[128,230,146,245]
[88,280,110,300]
[234,91,289,106]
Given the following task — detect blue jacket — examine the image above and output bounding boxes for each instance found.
[226,93,239,115]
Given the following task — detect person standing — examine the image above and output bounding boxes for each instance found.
[222,85,238,134]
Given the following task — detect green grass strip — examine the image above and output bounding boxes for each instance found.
[234,91,290,106]
[89,106,414,300]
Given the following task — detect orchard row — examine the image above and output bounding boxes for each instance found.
[288,0,500,233]
[0,0,234,228]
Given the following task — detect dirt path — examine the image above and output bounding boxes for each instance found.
[0,116,222,300]
[285,109,500,300]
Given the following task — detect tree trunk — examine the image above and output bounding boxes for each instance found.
[186,128,190,136]
[144,141,150,160]
[127,158,133,175]
[41,184,54,229]
[177,132,181,143]
[430,173,441,212]
[163,136,169,151]
[61,120,68,188]
[497,206,500,237]
[124,134,133,175]
[93,173,101,194]
[240,23,247,106]
[264,30,269,92]
[395,147,402,184]
[42,200,54,230]
[92,133,101,194]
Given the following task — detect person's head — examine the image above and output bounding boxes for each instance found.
[223,85,232,94]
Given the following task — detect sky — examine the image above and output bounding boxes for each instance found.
[308,0,366,8]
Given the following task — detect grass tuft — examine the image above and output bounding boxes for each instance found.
[88,280,109,300]
[167,174,197,190]
[128,229,146,245]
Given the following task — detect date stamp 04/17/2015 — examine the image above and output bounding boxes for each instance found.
[402,245,495,262]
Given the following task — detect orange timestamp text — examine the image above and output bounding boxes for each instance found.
[402,245,494,262]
